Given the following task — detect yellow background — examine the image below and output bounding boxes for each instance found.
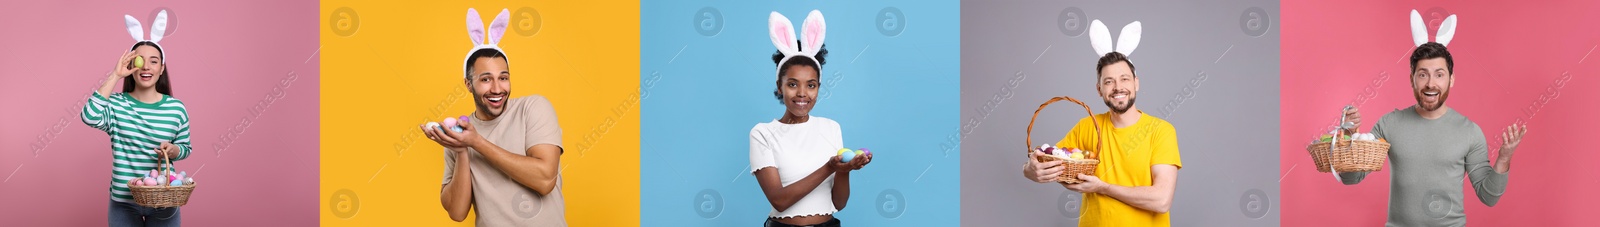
[319,0,639,226]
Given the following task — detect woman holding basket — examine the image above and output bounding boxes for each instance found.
[80,11,192,227]
[748,10,873,227]
[1020,20,1182,227]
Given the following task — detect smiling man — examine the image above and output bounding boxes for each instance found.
[422,8,567,226]
[1339,41,1526,226]
[1021,20,1182,227]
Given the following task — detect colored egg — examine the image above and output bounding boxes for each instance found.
[443,117,458,129]
[170,180,183,186]
[838,148,852,156]
[149,170,159,178]
[143,178,157,186]
[133,56,145,68]
[840,151,857,163]
[860,148,871,156]
[459,116,470,124]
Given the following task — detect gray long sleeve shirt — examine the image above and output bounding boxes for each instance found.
[1339,106,1510,227]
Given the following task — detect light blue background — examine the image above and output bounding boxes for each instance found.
[640,0,960,226]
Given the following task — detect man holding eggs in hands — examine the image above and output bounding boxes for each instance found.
[420,8,568,226]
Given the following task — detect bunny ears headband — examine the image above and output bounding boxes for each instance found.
[769,10,826,76]
[124,10,169,60]
[464,8,512,79]
[1088,20,1141,58]
[1410,9,1458,46]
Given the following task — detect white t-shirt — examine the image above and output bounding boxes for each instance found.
[749,116,844,218]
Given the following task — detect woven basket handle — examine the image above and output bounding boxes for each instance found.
[1025,96,1103,159]
[158,147,175,187]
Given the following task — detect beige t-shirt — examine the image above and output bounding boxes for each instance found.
[442,95,566,226]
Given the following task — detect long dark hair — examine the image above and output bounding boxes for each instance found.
[123,41,172,96]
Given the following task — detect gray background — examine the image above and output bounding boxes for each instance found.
[959,0,1280,226]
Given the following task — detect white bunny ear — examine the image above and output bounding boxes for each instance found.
[487,9,511,45]
[1434,15,1457,46]
[1409,10,1428,46]
[1088,20,1112,56]
[799,10,826,55]
[149,10,168,43]
[466,8,487,46]
[124,15,145,41]
[1114,21,1141,56]
[769,11,798,55]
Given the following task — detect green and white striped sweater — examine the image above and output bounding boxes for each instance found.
[80,92,192,203]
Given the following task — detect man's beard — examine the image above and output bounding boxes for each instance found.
[1104,94,1135,114]
[1413,86,1450,111]
[472,91,508,118]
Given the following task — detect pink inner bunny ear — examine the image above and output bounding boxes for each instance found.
[800,10,826,54]
[466,8,486,46]
[769,12,797,54]
[125,15,145,41]
[488,8,511,45]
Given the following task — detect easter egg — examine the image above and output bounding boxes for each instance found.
[840,151,857,163]
[855,149,865,157]
[838,148,852,156]
[149,170,159,178]
[133,56,144,68]
[170,180,183,186]
[128,178,141,186]
[443,117,458,130]
[860,148,871,156]
[1069,152,1085,160]
[459,116,470,124]
[425,122,444,134]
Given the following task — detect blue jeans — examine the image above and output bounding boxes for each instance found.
[109,199,180,227]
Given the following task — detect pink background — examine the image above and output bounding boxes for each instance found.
[1282,0,1600,226]
[0,0,319,226]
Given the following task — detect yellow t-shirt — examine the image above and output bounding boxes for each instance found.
[1055,111,1182,227]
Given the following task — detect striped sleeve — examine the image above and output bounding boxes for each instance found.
[81,92,119,134]
[172,102,193,160]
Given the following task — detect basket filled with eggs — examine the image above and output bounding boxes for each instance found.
[127,155,196,208]
[1306,131,1390,173]
[1026,96,1102,184]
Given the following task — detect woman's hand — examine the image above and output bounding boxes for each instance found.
[155,142,177,160]
[831,153,872,173]
[112,51,139,78]
[1023,150,1064,183]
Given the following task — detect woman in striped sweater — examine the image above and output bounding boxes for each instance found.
[81,41,192,227]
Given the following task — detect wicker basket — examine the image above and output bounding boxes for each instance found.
[1026,96,1103,184]
[129,154,195,208]
[1305,132,1390,173]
